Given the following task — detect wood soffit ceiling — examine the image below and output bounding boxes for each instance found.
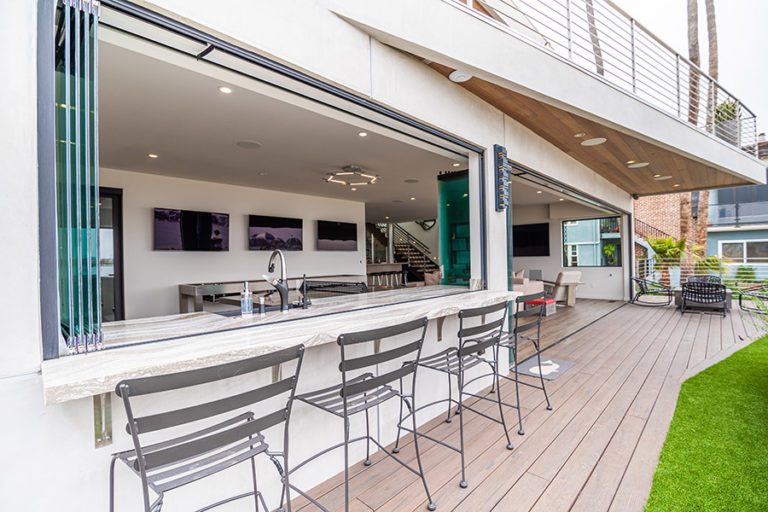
[430,63,753,197]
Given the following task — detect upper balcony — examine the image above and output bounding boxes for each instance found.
[457,0,759,156]
[329,0,767,196]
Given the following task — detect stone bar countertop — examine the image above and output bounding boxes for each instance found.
[41,287,518,404]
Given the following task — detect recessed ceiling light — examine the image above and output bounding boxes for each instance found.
[448,70,473,83]
[673,184,681,187]
[653,174,662,178]
[536,190,543,194]
[574,132,587,138]
[358,132,368,137]
[236,140,262,150]
[218,86,232,94]
[404,179,420,184]
[559,198,565,201]
[148,153,158,159]
[628,161,650,168]
[351,187,357,191]
[626,160,636,165]
[463,193,468,198]
[258,171,267,176]
[385,216,390,220]
[452,163,461,167]
[654,175,673,181]
[580,137,607,146]
[410,197,416,201]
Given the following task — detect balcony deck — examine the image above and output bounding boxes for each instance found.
[292,300,765,511]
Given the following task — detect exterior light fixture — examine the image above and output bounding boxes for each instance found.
[627,162,650,168]
[410,197,416,201]
[324,165,378,186]
[452,163,461,167]
[536,190,543,194]
[673,184,681,187]
[580,137,607,146]
[148,153,159,159]
[654,175,672,181]
[218,86,233,94]
[573,132,587,138]
[448,70,473,83]
[358,132,368,137]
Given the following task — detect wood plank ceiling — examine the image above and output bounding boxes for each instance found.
[430,62,753,196]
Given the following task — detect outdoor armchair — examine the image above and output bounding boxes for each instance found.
[631,277,673,306]
[680,281,727,317]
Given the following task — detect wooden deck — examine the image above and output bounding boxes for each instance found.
[292,300,766,512]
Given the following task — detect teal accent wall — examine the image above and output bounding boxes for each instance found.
[438,171,470,285]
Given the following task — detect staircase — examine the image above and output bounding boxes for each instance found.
[366,223,440,281]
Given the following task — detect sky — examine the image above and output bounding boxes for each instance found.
[610,0,768,136]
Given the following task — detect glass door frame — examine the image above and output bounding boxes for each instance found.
[100,187,125,321]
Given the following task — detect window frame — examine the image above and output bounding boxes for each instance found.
[561,216,623,268]
[718,239,768,265]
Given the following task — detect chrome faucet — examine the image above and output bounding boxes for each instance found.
[265,249,289,312]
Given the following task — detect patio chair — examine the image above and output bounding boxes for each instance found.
[630,277,673,306]
[738,284,768,314]
[686,275,722,284]
[110,345,305,512]
[680,281,727,317]
[543,271,582,307]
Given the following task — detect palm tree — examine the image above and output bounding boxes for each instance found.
[695,0,718,250]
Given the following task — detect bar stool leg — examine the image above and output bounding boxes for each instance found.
[364,406,372,466]
[109,455,118,512]
[445,368,453,423]
[458,369,468,489]
[406,392,437,511]
[513,337,525,435]
[392,377,405,454]
[533,339,553,411]
[494,345,514,450]
[343,417,351,512]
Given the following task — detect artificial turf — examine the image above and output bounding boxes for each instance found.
[645,334,768,511]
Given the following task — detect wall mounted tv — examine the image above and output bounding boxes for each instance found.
[248,215,303,251]
[153,208,230,251]
[512,222,550,257]
[317,220,358,251]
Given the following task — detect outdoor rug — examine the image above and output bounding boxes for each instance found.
[515,357,574,381]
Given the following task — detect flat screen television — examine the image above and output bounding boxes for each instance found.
[248,215,303,251]
[316,220,358,251]
[153,208,229,251]
[512,222,550,257]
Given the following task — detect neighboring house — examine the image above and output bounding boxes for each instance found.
[1,1,764,510]
[707,135,768,276]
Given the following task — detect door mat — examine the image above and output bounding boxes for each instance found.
[515,357,574,381]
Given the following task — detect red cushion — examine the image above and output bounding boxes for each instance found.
[524,298,555,305]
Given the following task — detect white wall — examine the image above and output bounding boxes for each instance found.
[512,203,627,300]
[101,168,366,319]
[398,221,440,262]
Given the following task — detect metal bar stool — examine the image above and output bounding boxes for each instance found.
[499,291,553,436]
[393,300,513,489]
[291,317,436,512]
[109,344,305,512]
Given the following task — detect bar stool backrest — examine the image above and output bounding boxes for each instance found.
[457,300,509,357]
[337,317,428,401]
[116,345,305,476]
[514,291,545,338]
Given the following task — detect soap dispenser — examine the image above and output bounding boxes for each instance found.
[240,281,253,316]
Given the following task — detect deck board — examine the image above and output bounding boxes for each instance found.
[290,301,766,511]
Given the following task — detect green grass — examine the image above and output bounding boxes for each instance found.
[645,335,768,511]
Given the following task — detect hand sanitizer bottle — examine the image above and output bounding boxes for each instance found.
[241,281,253,316]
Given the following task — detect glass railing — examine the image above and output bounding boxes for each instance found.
[708,202,768,226]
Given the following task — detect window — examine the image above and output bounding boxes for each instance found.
[720,240,768,264]
[562,217,622,267]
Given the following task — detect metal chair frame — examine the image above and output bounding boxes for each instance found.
[499,292,553,437]
[738,285,768,314]
[292,317,436,512]
[393,300,513,489]
[680,281,727,317]
[630,277,673,306]
[110,345,305,512]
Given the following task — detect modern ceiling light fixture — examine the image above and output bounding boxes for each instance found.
[325,165,378,186]
[452,162,461,167]
[580,137,607,146]
[448,70,473,83]
[410,197,416,201]
[358,131,368,137]
[654,175,673,181]
[627,161,650,168]
[626,160,636,165]
[573,132,587,138]
[536,190,543,194]
[217,86,233,94]
[148,153,158,159]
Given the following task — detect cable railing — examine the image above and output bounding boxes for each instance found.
[635,257,768,290]
[451,0,759,156]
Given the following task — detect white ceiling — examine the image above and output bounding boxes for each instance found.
[99,40,466,223]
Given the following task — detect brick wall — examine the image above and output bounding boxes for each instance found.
[634,193,684,239]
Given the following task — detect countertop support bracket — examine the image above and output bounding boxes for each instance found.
[94,393,112,448]
[272,364,282,383]
[437,317,445,342]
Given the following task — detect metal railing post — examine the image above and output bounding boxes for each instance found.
[630,18,636,93]
[709,78,717,134]
[736,100,742,148]
[675,55,681,117]
[566,0,573,59]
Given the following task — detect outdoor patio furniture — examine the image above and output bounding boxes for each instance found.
[500,292,552,436]
[109,344,305,512]
[680,281,727,317]
[544,271,582,307]
[293,317,436,512]
[631,277,673,306]
[397,300,513,489]
[686,275,723,284]
[738,285,768,314]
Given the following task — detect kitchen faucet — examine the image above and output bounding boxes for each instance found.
[264,249,290,312]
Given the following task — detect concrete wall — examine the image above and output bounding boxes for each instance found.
[511,203,627,300]
[101,168,366,319]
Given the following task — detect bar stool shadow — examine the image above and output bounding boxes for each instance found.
[109,344,305,512]
[392,300,514,489]
[290,317,436,511]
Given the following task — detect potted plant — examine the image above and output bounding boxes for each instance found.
[714,100,739,145]
[602,242,618,266]
[647,237,686,288]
